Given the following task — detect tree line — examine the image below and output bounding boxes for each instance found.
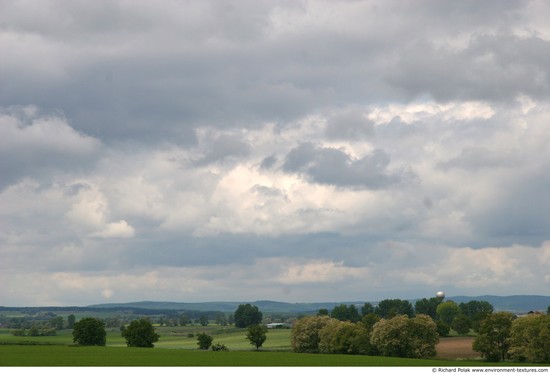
[292,298,550,362]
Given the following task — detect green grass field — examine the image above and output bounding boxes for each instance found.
[1,326,547,367]
[0,344,497,367]
[0,326,291,351]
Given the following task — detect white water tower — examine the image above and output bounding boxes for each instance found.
[436,291,445,300]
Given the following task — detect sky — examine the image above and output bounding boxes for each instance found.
[2,0,550,307]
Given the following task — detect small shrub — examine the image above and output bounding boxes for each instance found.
[196,332,213,350]
[187,333,195,338]
[212,343,229,351]
[11,329,26,337]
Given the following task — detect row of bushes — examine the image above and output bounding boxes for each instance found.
[291,314,439,359]
[293,312,550,363]
[11,327,57,337]
[473,312,550,363]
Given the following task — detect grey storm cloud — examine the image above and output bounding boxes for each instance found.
[1,0,535,147]
[387,33,550,102]
[0,106,101,189]
[438,147,523,171]
[283,142,403,189]
[193,135,251,166]
[325,107,374,141]
[3,0,550,306]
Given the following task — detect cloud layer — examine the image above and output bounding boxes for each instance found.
[2,0,550,306]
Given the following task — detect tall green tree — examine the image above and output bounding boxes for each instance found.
[317,308,329,316]
[291,316,332,353]
[67,314,76,329]
[234,304,262,328]
[330,304,360,322]
[451,314,471,335]
[375,299,414,318]
[121,319,159,348]
[179,314,190,326]
[246,324,268,350]
[361,303,375,316]
[509,314,550,363]
[436,301,460,326]
[50,316,64,330]
[215,313,228,326]
[459,300,493,331]
[72,318,106,346]
[199,315,209,326]
[473,312,514,362]
[414,297,442,319]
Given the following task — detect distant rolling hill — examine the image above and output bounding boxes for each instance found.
[89,295,550,314]
[87,300,364,314]
[446,295,550,313]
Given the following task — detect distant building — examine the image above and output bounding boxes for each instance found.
[266,322,290,329]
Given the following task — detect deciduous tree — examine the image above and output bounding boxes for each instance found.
[459,300,493,331]
[509,314,550,363]
[73,318,106,346]
[196,332,213,350]
[473,312,514,362]
[451,314,471,335]
[67,314,76,329]
[317,308,329,316]
[121,319,159,348]
[234,304,262,328]
[246,324,268,350]
[199,315,209,326]
[319,319,371,355]
[361,303,375,316]
[371,314,438,358]
[415,297,442,319]
[291,316,332,353]
[436,301,460,326]
[375,299,414,318]
[330,304,361,322]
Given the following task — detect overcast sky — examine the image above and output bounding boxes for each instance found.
[2,0,550,306]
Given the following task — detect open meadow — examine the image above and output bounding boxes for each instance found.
[0,344,481,367]
[0,325,535,367]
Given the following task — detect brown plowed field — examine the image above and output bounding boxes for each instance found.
[436,337,481,360]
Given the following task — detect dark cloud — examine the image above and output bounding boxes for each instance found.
[283,142,403,189]
[325,107,374,141]
[259,154,278,170]
[438,147,523,171]
[193,135,251,166]
[3,0,550,305]
[466,168,550,247]
[1,0,542,149]
[387,33,550,102]
[0,106,101,189]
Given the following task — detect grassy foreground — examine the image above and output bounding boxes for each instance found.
[0,344,484,367]
[2,327,546,367]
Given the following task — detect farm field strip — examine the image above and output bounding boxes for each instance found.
[0,327,292,351]
[0,344,499,367]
